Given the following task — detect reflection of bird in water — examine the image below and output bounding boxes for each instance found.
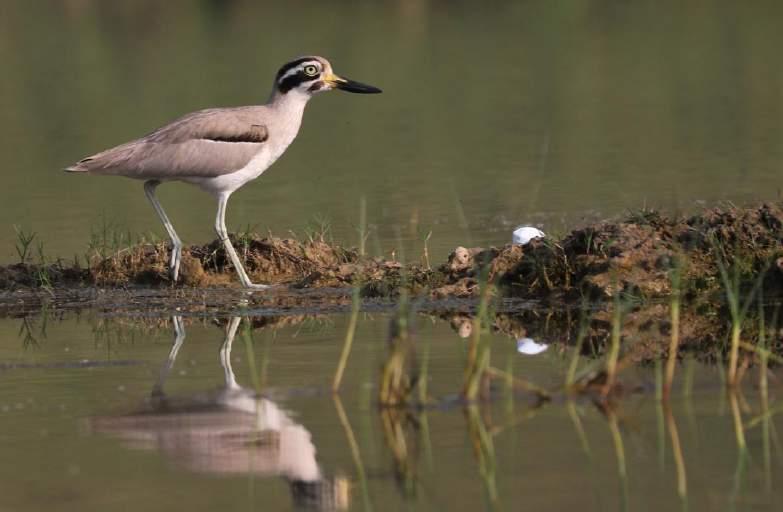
[91,316,348,511]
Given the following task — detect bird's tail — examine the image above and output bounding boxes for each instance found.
[63,160,91,173]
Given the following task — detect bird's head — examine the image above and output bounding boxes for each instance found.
[274,56,382,97]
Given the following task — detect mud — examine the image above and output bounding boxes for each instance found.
[11,298,782,366]
[4,203,783,302]
[443,305,776,364]
[2,203,783,311]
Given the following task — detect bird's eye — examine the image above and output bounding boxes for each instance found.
[303,65,319,76]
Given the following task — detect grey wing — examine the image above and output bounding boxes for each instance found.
[65,107,269,179]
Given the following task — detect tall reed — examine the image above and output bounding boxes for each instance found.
[379,288,416,406]
[663,256,682,399]
[603,281,623,395]
[333,285,361,393]
[463,268,493,401]
[712,237,767,387]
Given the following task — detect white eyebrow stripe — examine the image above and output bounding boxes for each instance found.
[277,62,321,82]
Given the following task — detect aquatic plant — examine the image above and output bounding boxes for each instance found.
[421,230,432,271]
[333,284,361,393]
[663,402,688,503]
[379,287,418,406]
[357,196,368,257]
[712,236,768,387]
[663,255,683,399]
[565,303,591,389]
[465,404,499,507]
[380,406,420,497]
[463,267,494,402]
[603,279,624,395]
[303,214,333,245]
[13,225,36,265]
[333,396,371,512]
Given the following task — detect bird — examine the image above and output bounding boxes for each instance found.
[65,56,381,289]
[95,315,348,510]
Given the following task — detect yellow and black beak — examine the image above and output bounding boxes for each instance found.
[326,73,382,94]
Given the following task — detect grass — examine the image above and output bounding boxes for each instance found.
[663,255,683,399]
[241,318,264,393]
[565,304,591,389]
[465,404,499,507]
[421,230,432,270]
[378,288,417,406]
[333,284,361,393]
[664,402,688,504]
[606,407,628,511]
[11,226,54,289]
[603,279,624,395]
[333,198,370,393]
[333,395,373,512]
[86,217,137,264]
[463,268,494,402]
[13,225,36,264]
[380,406,419,497]
[303,214,333,244]
[712,236,768,387]
[357,196,368,257]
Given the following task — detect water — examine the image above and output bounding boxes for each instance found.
[3,2,783,510]
[2,1,783,263]
[1,313,781,511]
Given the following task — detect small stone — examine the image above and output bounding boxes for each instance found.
[512,226,545,245]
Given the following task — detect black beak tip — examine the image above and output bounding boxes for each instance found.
[336,78,383,94]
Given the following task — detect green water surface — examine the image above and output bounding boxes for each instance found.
[2,0,783,262]
[0,313,780,511]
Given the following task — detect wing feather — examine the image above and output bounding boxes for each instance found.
[66,107,269,178]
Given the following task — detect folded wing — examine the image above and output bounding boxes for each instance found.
[65,107,269,179]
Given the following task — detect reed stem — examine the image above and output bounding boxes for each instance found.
[333,285,361,392]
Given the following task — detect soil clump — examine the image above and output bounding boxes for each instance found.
[2,203,782,305]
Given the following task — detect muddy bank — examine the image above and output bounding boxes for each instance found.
[445,305,783,364]
[2,203,783,303]
[12,301,783,365]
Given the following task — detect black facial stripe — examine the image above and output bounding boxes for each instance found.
[278,72,316,93]
[275,57,318,82]
[307,81,325,92]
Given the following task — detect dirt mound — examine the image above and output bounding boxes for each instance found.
[2,203,782,304]
[489,203,783,300]
[86,235,363,287]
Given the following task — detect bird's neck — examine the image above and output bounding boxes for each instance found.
[267,89,310,120]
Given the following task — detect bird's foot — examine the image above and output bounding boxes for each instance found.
[169,266,180,284]
[169,245,182,284]
[241,282,273,291]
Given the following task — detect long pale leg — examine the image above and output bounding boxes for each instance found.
[143,180,183,283]
[151,315,186,398]
[219,316,242,390]
[215,192,269,289]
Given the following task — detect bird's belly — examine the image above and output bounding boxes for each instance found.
[186,144,289,196]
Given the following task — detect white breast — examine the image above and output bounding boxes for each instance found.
[187,127,299,197]
[185,93,308,197]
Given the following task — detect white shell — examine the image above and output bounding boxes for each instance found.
[516,337,549,355]
[512,226,545,245]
